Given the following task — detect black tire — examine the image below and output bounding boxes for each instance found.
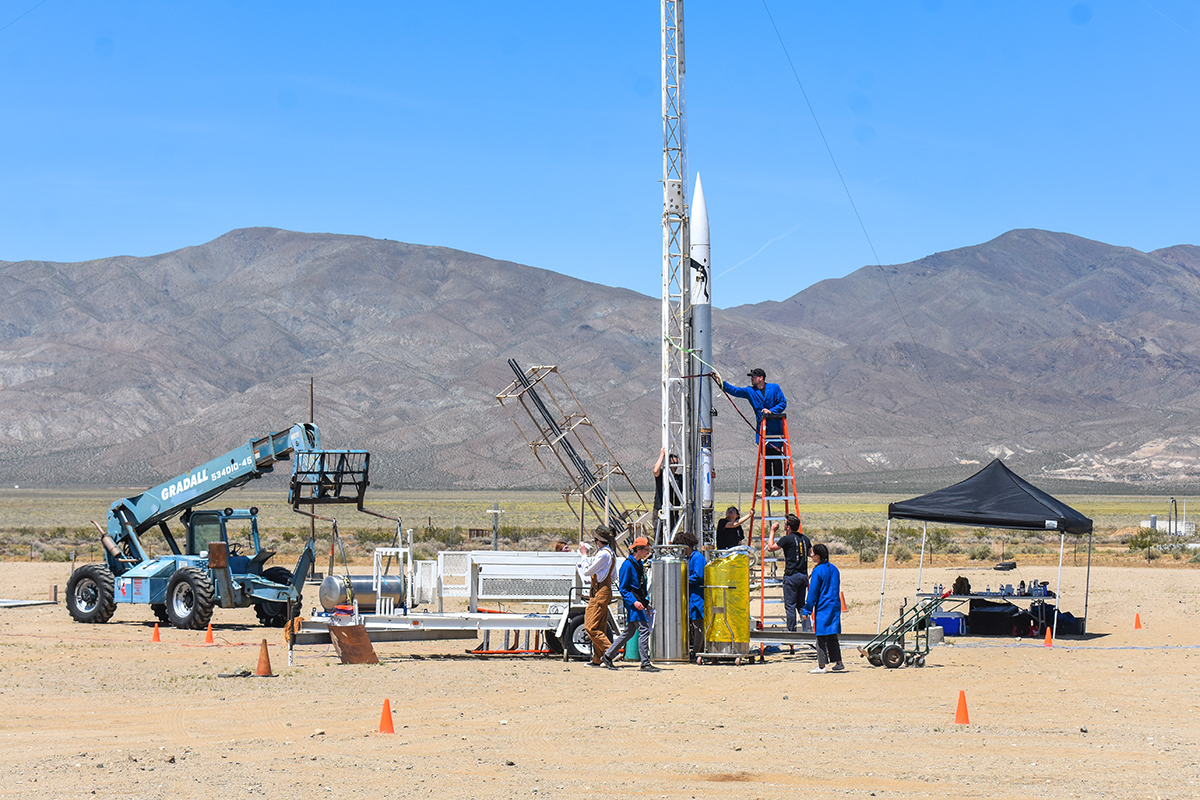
[881,643,905,669]
[165,567,216,630]
[151,603,170,624]
[66,564,116,624]
[254,566,296,628]
[868,654,883,667]
[564,612,592,659]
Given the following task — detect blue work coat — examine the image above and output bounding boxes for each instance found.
[687,549,706,621]
[722,381,787,441]
[618,556,650,623]
[803,561,842,636]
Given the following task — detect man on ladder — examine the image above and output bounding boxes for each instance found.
[721,368,789,496]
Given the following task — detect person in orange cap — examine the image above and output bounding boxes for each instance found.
[600,536,659,671]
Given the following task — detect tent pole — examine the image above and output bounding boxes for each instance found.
[916,521,927,593]
[1054,532,1065,641]
[878,519,892,634]
[1082,531,1093,635]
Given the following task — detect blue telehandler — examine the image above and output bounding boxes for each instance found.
[65,423,371,630]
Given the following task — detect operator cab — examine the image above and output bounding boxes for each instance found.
[182,507,274,575]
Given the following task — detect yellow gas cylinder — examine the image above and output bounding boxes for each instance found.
[703,551,750,655]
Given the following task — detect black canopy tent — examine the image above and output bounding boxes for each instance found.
[879,459,1094,635]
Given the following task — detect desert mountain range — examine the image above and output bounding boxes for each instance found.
[2,227,1198,493]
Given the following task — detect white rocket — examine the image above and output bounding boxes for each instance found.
[691,175,714,515]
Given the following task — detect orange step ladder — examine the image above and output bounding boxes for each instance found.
[747,412,803,626]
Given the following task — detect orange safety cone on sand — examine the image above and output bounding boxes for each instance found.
[204,623,214,645]
[379,699,394,734]
[1044,626,1053,647]
[840,592,848,612]
[1135,613,1143,630]
[954,690,970,725]
[256,639,273,677]
[152,623,161,643]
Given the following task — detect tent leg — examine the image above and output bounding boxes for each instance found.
[1054,532,1065,641]
[877,519,892,634]
[916,521,927,593]
[1082,531,1093,635]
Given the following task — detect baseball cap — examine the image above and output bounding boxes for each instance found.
[747,368,766,378]
[631,536,650,549]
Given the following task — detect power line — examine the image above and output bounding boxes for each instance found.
[0,0,50,37]
[760,1,966,460]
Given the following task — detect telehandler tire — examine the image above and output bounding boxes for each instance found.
[66,564,117,624]
[166,567,216,630]
[151,603,170,624]
[254,567,297,628]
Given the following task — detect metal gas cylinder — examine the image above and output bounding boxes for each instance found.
[319,573,405,613]
[649,547,689,661]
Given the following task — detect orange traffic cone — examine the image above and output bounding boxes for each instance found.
[954,690,970,725]
[152,623,161,643]
[1043,626,1053,647]
[379,699,394,734]
[255,639,273,677]
[840,592,848,612]
[1134,613,1143,630]
[204,623,214,645]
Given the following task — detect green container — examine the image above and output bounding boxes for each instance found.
[624,629,639,661]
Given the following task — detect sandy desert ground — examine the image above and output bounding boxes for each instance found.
[0,560,1196,800]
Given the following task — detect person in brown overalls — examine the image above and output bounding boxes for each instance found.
[576,525,617,666]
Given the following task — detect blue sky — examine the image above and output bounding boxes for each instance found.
[1,1,1196,307]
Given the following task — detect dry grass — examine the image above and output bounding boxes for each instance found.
[0,486,1195,568]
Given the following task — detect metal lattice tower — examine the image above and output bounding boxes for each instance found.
[497,361,649,540]
[660,0,692,545]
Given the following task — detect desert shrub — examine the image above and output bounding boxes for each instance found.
[354,528,399,545]
[860,548,878,563]
[40,548,71,562]
[1190,552,1200,564]
[946,543,963,555]
[827,542,850,556]
[892,545,913,563]
[968,544,992,561]
[1018,544,1046,554]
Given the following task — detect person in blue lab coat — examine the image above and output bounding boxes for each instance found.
[674,531,705,661]
[802,542,845,674]
[720,368,789,496]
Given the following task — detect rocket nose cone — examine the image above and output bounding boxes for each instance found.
[691,174,709,246]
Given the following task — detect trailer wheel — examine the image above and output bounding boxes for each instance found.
[254,567,296,628]
[563,612,594,659]
[151,603,170,624]
[66,564,116,624]
[881,644,905,669]
[166,567,216,630]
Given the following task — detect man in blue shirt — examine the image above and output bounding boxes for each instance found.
[722,368,789,496]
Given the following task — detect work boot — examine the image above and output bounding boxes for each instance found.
[600,654,617,670]
[640,663,662,672]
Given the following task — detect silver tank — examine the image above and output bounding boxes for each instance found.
[319,574,405,613]
[649,548,688,661]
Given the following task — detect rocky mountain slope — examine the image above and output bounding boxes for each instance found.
[1,227,1197,492]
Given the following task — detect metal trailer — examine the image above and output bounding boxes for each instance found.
[856,593,950,669]
[295,549,616,659]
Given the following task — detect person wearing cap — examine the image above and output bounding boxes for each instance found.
[673,531,706,661]
[766,514,813,634]
[601,536,659,671]
[720,368,788,496]
[576,526,617,666]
